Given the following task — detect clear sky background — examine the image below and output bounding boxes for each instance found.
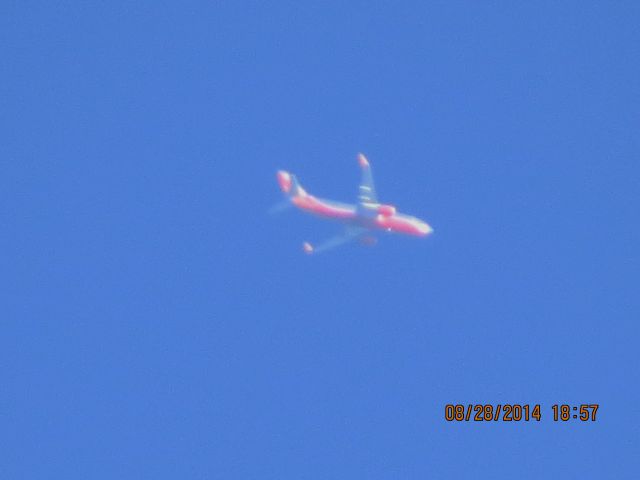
[2,1,639,478]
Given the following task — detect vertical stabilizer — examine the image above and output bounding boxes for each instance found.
[277,170,306,198]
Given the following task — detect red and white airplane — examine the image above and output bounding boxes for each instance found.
[276,153,433,254]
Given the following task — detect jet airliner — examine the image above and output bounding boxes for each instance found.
[276,153,433,254]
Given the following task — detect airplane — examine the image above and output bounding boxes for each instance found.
[275,153,433,254]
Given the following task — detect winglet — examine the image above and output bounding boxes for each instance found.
[302,242,314,254]
[357,153,369,168]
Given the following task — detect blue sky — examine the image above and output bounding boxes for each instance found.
[2,1,639,478]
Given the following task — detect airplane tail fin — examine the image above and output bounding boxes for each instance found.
[277,170,307,198]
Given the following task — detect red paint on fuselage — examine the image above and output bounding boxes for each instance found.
[374,214,432,236]
[292,195,357,220]
[291,193,431,237]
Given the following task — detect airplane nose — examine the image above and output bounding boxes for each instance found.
[417,222,433,236]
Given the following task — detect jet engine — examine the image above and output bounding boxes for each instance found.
[377,204,396,217]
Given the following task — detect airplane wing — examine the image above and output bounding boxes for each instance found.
[356,153,377,205]
[303,226,368,255]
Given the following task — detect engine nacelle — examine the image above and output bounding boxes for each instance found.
[377,204,396,217]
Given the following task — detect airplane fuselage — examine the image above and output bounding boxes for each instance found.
[275,154,433,253]
[282,174,432,237]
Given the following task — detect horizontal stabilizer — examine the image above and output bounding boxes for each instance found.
[267,200,292,215]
